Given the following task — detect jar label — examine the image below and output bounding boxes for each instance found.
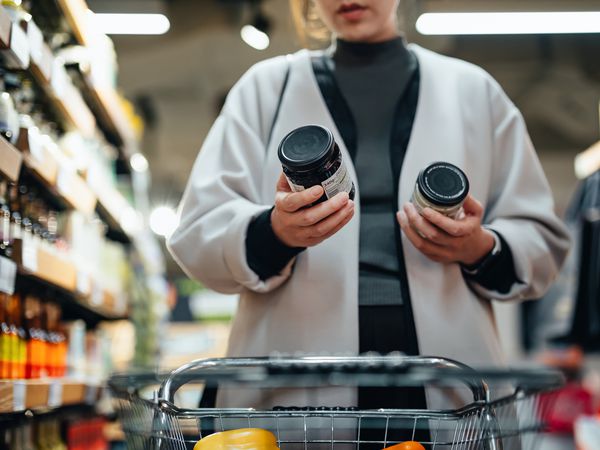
[287,180,305,193]
[321,162,353,199]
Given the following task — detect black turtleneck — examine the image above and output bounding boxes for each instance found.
[332,37,417,306]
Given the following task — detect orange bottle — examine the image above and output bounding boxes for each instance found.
[15,295,26,379]
[6,294,20,379]
[0,293,8,379]
[24,295,42,379]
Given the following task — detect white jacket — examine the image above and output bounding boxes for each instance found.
[168,45,570,409]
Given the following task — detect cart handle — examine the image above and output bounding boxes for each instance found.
[158,355,490,404]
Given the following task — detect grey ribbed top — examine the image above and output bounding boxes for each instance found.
[331,37,416,305]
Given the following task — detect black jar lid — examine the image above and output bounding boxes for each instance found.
[278,125,335,171]
[417,162,469,206]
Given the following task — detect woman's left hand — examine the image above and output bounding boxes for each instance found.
[397,195,495,266]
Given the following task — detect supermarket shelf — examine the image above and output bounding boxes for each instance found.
[94,185,137,244]
[55,0,95,47]
[82,74,138,159]
[0,136,23,182]
[52,0,139,158]
[28,50,97,138]
[0,379,102,414]
[20,150,97,216]
[10,240,128,325]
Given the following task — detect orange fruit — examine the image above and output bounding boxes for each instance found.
[383,442,426,450]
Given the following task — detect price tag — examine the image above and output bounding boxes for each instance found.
[13,381,25,411]
[48,381,62,408]
[21,234,38,273]
[27,20,43,64]
[0,256,16,295]
[85,384,98,404]
[77,271,91,295]
[51,59,68,98]
[91,286,103,307]
[27,128,44,162]
[57,169,73,197]
[3,23,29,69]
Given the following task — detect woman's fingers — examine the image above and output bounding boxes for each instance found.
[297,192,349,226]
[397,211,450,259]
[462,194,483,216]
[403,203,451,245]
[275,184,324,213]
[303,201,355,240]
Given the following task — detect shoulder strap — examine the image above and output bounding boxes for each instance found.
[311,54,357,160]
[266,57,291,150]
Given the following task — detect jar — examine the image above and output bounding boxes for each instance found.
[278,125,355,205]
[411,162,469,219]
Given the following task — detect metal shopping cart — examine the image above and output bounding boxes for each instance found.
[109,355,564,450]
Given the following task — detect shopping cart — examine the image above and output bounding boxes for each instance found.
[109,355,564,450]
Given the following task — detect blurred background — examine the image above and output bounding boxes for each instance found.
[0,0,599,449]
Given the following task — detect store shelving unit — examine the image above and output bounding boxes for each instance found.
[0,378,102,413]
[1,248,125,326]
[0,2,165,441]
[3,133,135,243]
[54,0,140,158]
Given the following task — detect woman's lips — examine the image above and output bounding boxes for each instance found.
[338,3,367,21]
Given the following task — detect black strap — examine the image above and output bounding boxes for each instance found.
[266,59,291,150]
[311,55,358,160]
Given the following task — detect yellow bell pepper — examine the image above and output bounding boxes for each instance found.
[194,428,280,450]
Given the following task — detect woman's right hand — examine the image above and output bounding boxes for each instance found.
[271,173,355,248]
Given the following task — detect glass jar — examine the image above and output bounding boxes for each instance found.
[278,125,355,205]
[411,162,469,219]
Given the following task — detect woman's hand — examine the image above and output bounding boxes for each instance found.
[397,194,495,265]
[271,173,355,248]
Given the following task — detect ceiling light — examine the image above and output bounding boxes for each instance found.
[241,3,271,51]
[416,12,600,35]
[130,152,149,172]
[241,24,270,50]
[149,206,179,238]
[90,12,171,35]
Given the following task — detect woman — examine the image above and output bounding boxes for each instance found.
[168,0,570,412]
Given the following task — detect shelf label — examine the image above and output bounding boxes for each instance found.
[85,384,98,404]
[2,23,29,69]
[57,169,73,197]
[27,128,44,162]
[21,234,38,273]
[27,20,43,65]
[91,286,103,307]
[0,255,16,295]
[51,59,69,98]
[77,271,91,295]
[48,381,63,408]
[13,381,25,411]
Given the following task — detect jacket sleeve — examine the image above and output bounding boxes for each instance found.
[468,76,571,301]
[167,58,294,294]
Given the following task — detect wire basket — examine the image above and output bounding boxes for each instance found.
[109,355,564,450]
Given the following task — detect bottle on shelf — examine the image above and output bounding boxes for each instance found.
[0,290,8,378]
[7,292,25,378]
[20,423,36,450]
[8,182,22,246]
[24,292,43,378]
[0,69,20,144]
[0,179,11,256]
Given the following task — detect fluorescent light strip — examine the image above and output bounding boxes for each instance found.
[416,11,600,35]
[91,13,171,35]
